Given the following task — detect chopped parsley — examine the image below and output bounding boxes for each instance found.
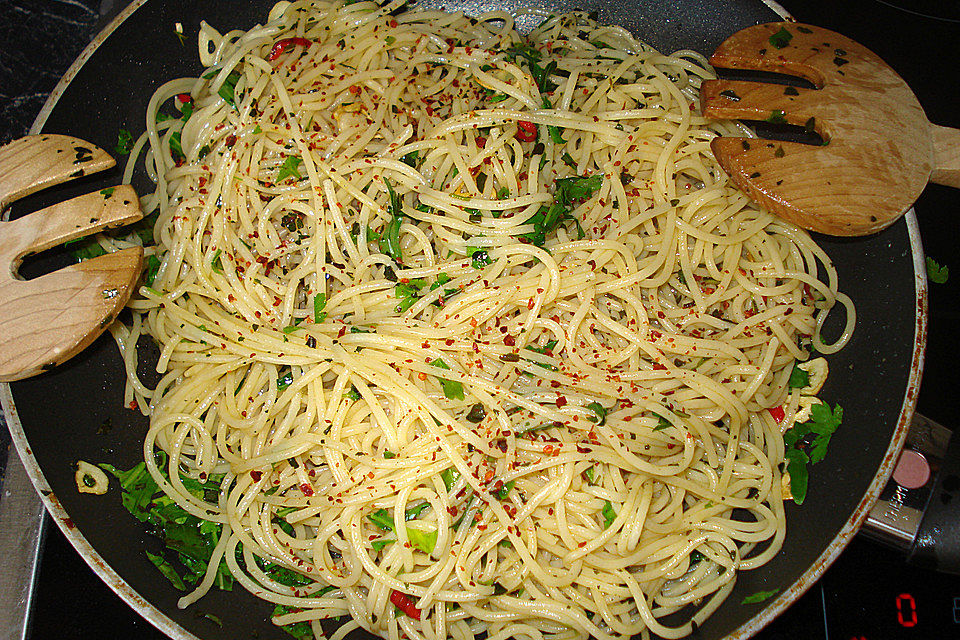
[430,358,464,400]
[783,402,843,504]
[768,27,793,49]
[788,362,810,388]
[379,178,405,263]
[601,500,617,529]
[218,70,242,108]
[277,156,303,182]
[927,256,949,283]
[586,402,607,426]
[742,588,780,605]
[115,128,134,155]
[313,293,327,323]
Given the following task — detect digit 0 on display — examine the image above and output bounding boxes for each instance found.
[896,593,918,628]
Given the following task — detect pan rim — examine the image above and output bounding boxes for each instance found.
[0,1,927,639]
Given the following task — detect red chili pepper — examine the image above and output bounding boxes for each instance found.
[267,37,312,61]
[176,93,193,103]
[769,405,785,423]
[516,120,537,142]
[390,590,421,620]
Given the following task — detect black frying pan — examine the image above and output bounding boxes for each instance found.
[0,1,926,639]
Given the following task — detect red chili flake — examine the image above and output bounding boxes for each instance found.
[349,84,361,95]
[225,134,237,147]
[299,483,315,496]
[769,405,785,423]
[390,591,421,620]
[267,37,312,61]
[476,136,487,148]
[556,396,567,408]
[176,93,193,103]
[516,121,537,142]
[337,326,347,338]
[389,19,399,28]
[250,470,262,481]
[504,335,515,347]
[128,400,139,410]
[652,363,667,371]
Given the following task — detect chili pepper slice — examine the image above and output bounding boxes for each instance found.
[516,120,537,142]
[769,405,785,423]
[267,37,312,61]
[390,590,421,620]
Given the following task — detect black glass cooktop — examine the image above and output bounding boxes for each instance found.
[4,0,960,639]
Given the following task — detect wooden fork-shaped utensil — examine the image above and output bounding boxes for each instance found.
[701,22,960,236]
[0,134,143,382]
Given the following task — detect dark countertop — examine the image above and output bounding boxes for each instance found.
[2,2,959,640]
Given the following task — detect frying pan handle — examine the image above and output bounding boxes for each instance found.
[863,412,960,573]
[930,124,960,189]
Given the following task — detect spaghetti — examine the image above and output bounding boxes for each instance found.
[107,1,854,639]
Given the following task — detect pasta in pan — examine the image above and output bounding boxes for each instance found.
[106,1,853,639]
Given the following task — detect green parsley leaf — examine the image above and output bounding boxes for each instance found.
[555,175,602,206]
[144,255,162,286]
[145,550,186,590]
[784,448,810,505]
[405,502,430,520]
[218,71,242,108]
[768,26,793,49]
[601,500,617,529]
[401,150,418,168]
[561,152,577,169]
[788,362,810,388]
[430,358,464,400]
[277,368,294,390]
[441,467,460,491]
[115,128,134,155]
[807,402,842,464]
[927,256,949,283]
[100,187,115,198]
[371,538,393,551]
[766,110,787,125]
[367,508,394,531]
[379,178,404,263]
[314,293,327,323]
[406,527,438,554]
[742,588,780,605]
[169,132,184,160]
[652,413,671,431]
[470,249,492,269]
[272,604,314,639]
[583,466,596,484]
[211,249,223,273]
[586,402,607,426]
[68,239,107,262]
[277,156,303,182]
[494,480,515,500]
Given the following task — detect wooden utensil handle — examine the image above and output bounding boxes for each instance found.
[930,124,960,189]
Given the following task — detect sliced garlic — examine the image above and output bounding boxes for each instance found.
[781,471,794,501]
[75,460,109,495]
[798,357,828,395]
[792,395,819,427]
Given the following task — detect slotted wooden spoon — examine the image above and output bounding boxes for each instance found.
[701,22,960,236]
[0,134,143,382]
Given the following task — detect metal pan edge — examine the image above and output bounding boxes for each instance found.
[0,1,928,639]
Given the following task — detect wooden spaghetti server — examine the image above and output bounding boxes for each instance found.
[0,134,143,381]
[700,22,960,236]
